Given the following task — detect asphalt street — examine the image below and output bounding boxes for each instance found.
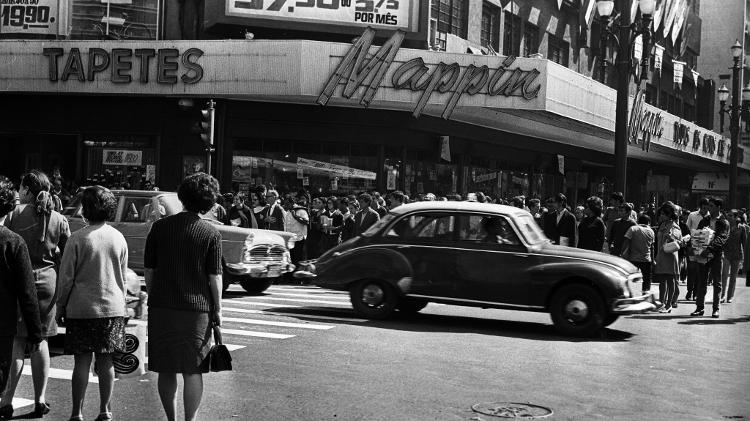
[6,281,750,421]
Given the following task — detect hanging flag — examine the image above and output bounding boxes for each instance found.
[579,0,596,47]
[671,0,689,44]
[679,21,693,57]
[652,0,666,32]
[440,136,451,162]
[663,0,681,38]
[630,0,640,23]
[691,69,699,86]
[557,0,563,10]
[654,43,665,73]
[673,60,686,88]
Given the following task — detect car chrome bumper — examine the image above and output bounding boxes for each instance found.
[611,292,658,314]
[293,260,317,279]
[226,262,295,277]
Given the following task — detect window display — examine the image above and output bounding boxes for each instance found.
[71,0,158,40]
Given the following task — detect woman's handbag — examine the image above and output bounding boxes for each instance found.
[209,325,232,372]
[663,241,681,254]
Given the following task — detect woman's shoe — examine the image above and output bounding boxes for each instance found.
[0,405,13,420]
[33,401,50,417]
[94,412,113,421]
[690,309,705,316]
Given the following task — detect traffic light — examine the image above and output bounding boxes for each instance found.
[200,99,215,149]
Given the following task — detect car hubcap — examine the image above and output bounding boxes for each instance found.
[362,284,385,307]
[564,299,589,322]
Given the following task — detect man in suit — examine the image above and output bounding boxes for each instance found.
[543,193,576,247]
[354,193,380,236]
[691,198,730,318]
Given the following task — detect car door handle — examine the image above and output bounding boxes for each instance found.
[513,253,529,258]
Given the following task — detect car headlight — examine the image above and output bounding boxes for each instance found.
[287,238,296,250]
[242,233,255,263]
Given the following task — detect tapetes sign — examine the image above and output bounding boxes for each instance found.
[317,27,542,119]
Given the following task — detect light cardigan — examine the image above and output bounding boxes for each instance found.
[58,223,128,319]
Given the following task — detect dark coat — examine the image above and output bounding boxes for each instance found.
[0,226,42,344]
[578,216,606,252]
[544,209,577,246]
[697,214,730,262]
[226,205,258,229]
[354,207,380,236]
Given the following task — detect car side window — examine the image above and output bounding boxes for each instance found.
[387,214,454,240]
[122,198,153,223]
[458,214,520,246]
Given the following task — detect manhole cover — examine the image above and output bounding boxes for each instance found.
[472,402,553,418]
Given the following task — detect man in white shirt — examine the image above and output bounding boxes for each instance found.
[282,196,309,267]
[685,198,710,300]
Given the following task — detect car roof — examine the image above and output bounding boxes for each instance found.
[390,201,529,217]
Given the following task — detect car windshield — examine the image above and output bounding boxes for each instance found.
[515,213,547,245]
[361,213,395,237]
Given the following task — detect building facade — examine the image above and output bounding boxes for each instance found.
[0,0,747,208]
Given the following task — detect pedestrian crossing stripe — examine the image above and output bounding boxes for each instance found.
[22,365,100,383]
[221,300,302,308]
[226,296,350,306]
[222,307,366,323]
[265,292,351,302]
[222,316,334,330]
[267,286,348,295]
[11,397,34,410]
[219,328,294,339]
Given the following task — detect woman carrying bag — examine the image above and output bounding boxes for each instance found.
[653,202,687,313]
[56,186,128,421]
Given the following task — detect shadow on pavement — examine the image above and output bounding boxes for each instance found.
[266,306,634,342]
[626,314,696,321]
[678,316,750,325]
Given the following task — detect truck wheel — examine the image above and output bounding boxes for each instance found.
[397,298,428,314]
[550,284,605,337]
[239,278,274,295]
[350,279,397,320]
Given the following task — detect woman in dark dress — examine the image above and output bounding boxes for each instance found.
[144,173,224,421]
[577,196,606,252]
[319,197,342,253]
[250,191,267,228]
[1,171,70,419]
[306,197,325,259]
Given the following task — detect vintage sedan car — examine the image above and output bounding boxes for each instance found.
[297,202,656,336]
[63,190,296,294]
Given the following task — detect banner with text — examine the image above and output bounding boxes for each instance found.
[225,0,412,30]
[0,0,70,36]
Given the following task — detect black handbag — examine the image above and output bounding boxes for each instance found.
[209,325,232,372]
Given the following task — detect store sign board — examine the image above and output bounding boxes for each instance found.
[691,173,729,191]
[103,149,142,166]
[225,0,412,30]
[297,157,376,180]
[0,0,68,36]
[317,28,543,120]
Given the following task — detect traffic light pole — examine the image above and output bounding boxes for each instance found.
[201,99,216,175]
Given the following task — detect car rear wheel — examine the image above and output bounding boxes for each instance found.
[239,277,274,295]
[397,298,428,314]
[350,279,397,320]
[604,313,619,327]
[549,284,605,337]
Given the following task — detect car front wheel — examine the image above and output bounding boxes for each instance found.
[550,284,605,337]
[350,279,397,320]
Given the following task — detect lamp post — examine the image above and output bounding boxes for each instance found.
[597,0,655,196]
[718,41,744,209]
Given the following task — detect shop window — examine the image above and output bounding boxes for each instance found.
[70,0,159,40]
[503,12,521,56]
[480,2,501,53]
[82,135,157,189]
[431,0,468,39]
[523,23,540,57]
[547,34,569,67]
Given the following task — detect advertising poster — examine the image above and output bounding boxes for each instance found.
[103,149,143,166]
[183,156,205,179]
[0,0,70,36]
[225,0,413,30]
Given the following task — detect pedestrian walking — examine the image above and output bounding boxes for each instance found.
[226,193,258,228]
[621,214,655,295]
[143,173,224,421]
[56,186,128,421]
[685,198,710,300]
[282,195,308,266]
[319,197,342,253]
[0,170,71,419]
[720,211,746,304]
[608,202,636,256]
[340,197,358,243]
[577,196,606,252]
[250,191,267,227]
[0,179,42,421]
[653,202,685,313]
[543,194,576,247]
[354,193,380,236]
[306,197,325,259]
[691,198,729,318]
[263,189,285,231]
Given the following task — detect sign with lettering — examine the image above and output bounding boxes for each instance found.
[226,0,412,30]
[296,157,376,180]
[103,149,142,166]
[0,0,67,36]
[627,90,663,152]
[317,28,542,120]
[692,173,729,191]
[43,47,204,84]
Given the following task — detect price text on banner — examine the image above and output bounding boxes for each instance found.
[0,0,60,35]
[226,0,410,29]
[103,149,143,166]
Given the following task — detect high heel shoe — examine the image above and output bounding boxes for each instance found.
[33,401,50,417]
[0,405,13,420]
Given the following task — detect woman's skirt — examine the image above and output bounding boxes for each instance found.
[64,317,126,355]
[147,307,212,374]
[17,268,57,338]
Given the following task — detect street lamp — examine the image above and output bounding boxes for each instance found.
[597,0,655,196]
[717,39,744,209]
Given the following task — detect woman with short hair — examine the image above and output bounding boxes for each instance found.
[57,186,128,421]
[577,196,606,252]
[0,170,70,419]
[144,173,223,421]
[653,201,685,312]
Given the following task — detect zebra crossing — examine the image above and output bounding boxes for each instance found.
[12,284,359,409]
